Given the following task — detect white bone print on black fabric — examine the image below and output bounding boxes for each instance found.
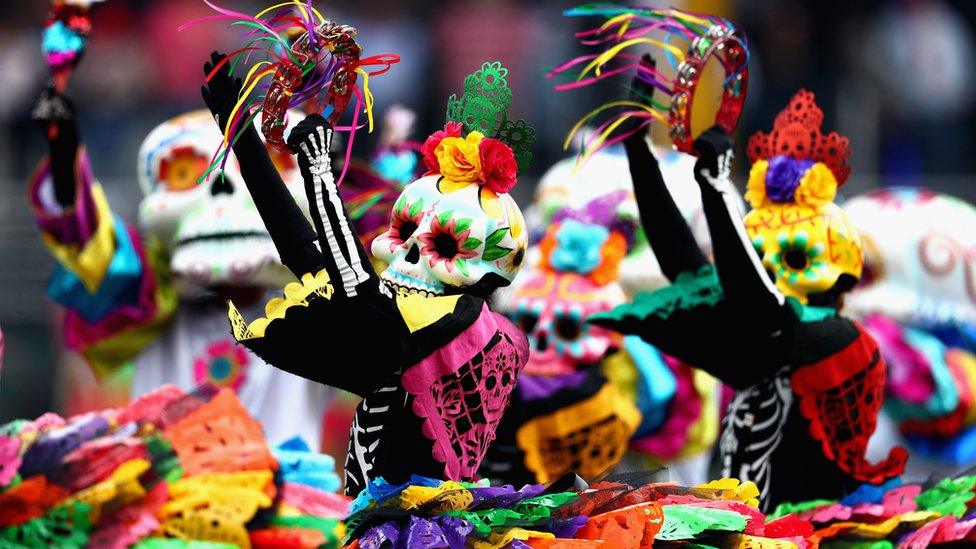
[698,148,784,305]
[344,384,400,496]
[298,124,372,297]
[720,368,792,508]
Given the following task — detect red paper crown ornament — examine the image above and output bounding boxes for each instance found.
[746,89,851,185]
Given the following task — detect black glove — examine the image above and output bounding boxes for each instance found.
[692,125,734,191]
[32,86,79,207]
[201,51,243,134]
[622,54,657,138]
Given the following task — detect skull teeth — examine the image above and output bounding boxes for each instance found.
[382,279,441,299]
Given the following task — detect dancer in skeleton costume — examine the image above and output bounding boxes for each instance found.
[591,66,907,508]
[215,55,532,495]
[28,83,332,445]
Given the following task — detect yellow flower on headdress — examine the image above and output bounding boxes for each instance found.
[794,162,838,209]
[436,131,484,183]
[745,159,770,210]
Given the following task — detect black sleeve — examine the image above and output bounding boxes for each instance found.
[230,121,327,279]
[32,88,79,207]
[231,117,406,395]
[691,127,790,336]
[624,133,709,283]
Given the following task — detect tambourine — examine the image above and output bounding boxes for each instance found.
[667,24,748,154]
[262,21,362,151]
[550,6,750,160]
[183,1,399,183]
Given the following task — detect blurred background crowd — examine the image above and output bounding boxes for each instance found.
[1,0,975,421]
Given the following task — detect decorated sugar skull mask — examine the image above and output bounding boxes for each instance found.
[743,90,862,304]
[372,174,526,297]
[528,145,725,296]
[372,62,533,297]
[845,188,976,325]
[508,268,626,376]
[136,109,307,293]
[502,196,630,375]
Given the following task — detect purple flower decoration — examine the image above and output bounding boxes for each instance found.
[552,190,637,249]
[765,155,815,203]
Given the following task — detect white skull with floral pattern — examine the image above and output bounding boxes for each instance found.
[845,187,976,325]
[528,145,728,297]
[372,175,527,297]
[136,109,308,294]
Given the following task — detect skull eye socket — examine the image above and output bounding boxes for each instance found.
[783,247,810,271]
[432,233,460,259]
[554,316,581,340]
[516,312,538,334]
[159,147,210,192]
[397,220,419,242]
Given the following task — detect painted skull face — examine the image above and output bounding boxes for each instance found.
[371,175,527,297]
[505,268,625,376]
[529,146,723,296]
[744,155,863,303]
[845,188,976,325]
[136,110,307,293]
[744,201,863,302]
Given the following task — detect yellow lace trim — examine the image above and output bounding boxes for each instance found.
[695,478,761,509]
[228,269,334,341]
[399,480,472,512]
[63,458,150,523]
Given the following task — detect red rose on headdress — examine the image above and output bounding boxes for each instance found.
[421,121,463,175]
[478,137,517,194]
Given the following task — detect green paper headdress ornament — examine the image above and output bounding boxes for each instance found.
[445,61,536,171]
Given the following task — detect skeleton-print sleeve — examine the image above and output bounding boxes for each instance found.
[289,116,390,301]
[692,127,788,331]
[230,121,327,279]
[228,116,404,394]
[624,133,709,283]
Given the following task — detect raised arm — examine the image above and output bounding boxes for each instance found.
[32,87,79,208]
[213,56,403,394]
[201,52,325,279]
[623,56,709,282]
[691,128,788,331]
[286,114,385,299]
[29,88,174,376]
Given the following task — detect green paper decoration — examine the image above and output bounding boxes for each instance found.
[445,61,536,172]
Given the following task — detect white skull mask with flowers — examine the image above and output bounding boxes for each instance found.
[137,109,308,294]
[528,145,733,297]
[845,188,976,325]
[372,62,533,297]
[503,202,631,375]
